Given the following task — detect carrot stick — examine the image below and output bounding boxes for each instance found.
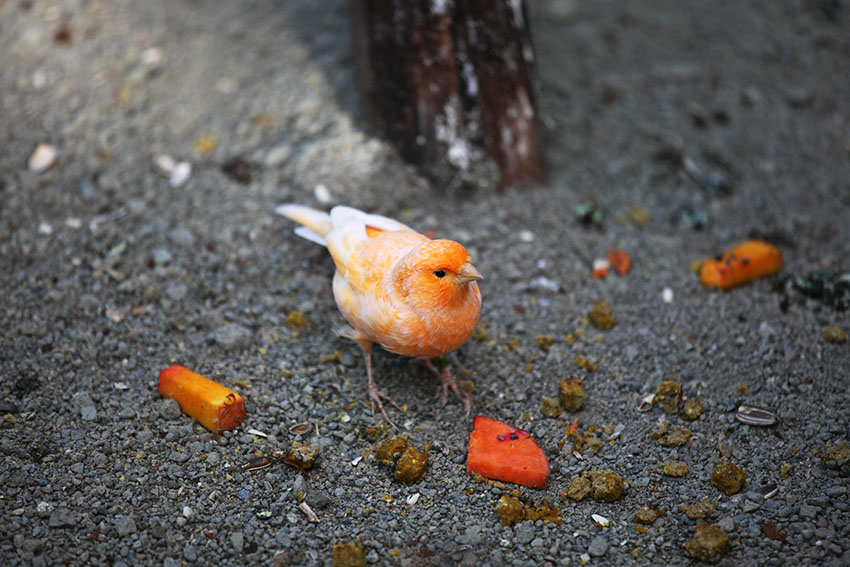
[699,240,782,290]
[157,365,245,433]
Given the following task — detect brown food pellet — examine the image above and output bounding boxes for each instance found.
[684,524,729,562]
[711,461,747,495]
[653,381,683,415]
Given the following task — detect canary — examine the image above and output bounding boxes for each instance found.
[275,204,482,423]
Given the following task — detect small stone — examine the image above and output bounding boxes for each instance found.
[822,325,846,344]
[213,323,252,351]
[662,460,690,477]
[36,501,54,518]
[540,396,562,418]
[80,405,97,421]
[28,143,58,173]
[587,535,609,557]
[514,522,535,544]
[165,282,188,301]
[169,161,192,188]
[685,524,729,562]
[653,381,682,415]
[684,497,716,520]
[230,531,244,553]
[711,461,747,495]
[48,508,76,528]
[151,248,172,266]
[160,399,182,421]
[716,517,735,532]
[558,378,585,412]
[588,300,616,330]
[115,516,137,536]
[681,397,704,421]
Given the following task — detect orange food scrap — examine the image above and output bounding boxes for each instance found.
[591,258,610,279]
[608,249,631,275]
[699,240,782,289]
[158,365,245,433]
[466,415,549,488]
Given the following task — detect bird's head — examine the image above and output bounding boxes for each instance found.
[396,239,482,310]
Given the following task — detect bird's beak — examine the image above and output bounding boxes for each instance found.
[456,263,483,285]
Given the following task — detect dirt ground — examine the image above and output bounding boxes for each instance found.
[2,1,849,566]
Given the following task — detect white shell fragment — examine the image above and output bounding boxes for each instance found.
[153,154,176,175]
[406,493,420,505]
[28,143,58,173]
[314,183,332,204]
[38,222,53,235]
[591,513,610,528]
[247,428,268,438]
[106,309,124,323]
[350,455,363,467]
[65,217,83,229]
[662,287,674,303]
[736,405,779,427]
[169,161,192,188]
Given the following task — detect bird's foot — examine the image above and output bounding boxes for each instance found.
[368,384,401,428]
[424,358,472,416]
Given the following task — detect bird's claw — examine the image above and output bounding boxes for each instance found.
[368,386,401,428]
[426,359,472,416]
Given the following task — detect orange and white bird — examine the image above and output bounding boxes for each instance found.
[275,204,482,423]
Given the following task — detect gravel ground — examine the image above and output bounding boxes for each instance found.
[2,1,849,566]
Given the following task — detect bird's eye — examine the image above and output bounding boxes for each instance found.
[433,270,446,278]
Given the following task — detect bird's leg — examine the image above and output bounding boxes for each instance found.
[423,357,471,416]
[358,339,400,427]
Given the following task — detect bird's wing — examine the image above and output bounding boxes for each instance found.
[325,206,425,286]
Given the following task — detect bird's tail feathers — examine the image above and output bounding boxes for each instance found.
[275,204,332,246]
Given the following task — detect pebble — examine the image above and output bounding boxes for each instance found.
[799,504,819,519]
[588,535,609,557]
[213,323,252,351]
[169,162,192,188]
[165,282,188,301]
[717,517,735,532]
[115,515,137,536]
[28,143,58,173]
[152,248,172,266]
[514,523,535,544]
[36,501,54,518]
[48,508,76,528]
[230,531,244,553]
[160,399,183,421]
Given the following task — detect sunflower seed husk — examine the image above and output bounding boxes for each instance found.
[289,423,310,436]
[637,394,655,412]
[758,482,779,500]
[241,456,272,471]
[736,405,778,427]
[591,513,610,527]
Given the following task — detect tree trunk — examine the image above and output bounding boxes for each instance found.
[351,0,544,190]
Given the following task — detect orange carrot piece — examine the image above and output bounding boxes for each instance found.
[608,249,631,275]
[699,240,782,290]
[466,415,549,488]
[158,365,245,433]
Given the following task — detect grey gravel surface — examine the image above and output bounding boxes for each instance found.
[2,1,850,566]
